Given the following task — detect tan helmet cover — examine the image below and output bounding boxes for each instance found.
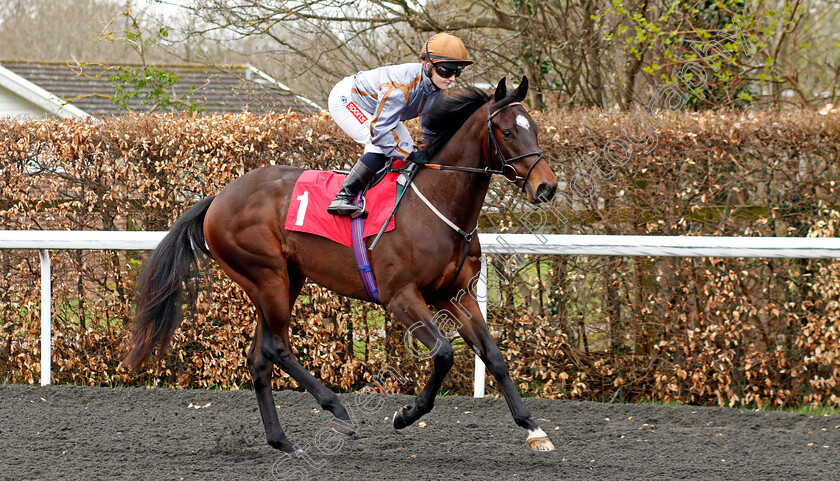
[420,33,473,65]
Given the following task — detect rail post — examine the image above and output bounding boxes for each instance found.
[39,249,51,386]
[473,255,488,398]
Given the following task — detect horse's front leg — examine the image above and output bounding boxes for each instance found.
[386,287,455,429]
[435,295,555,451]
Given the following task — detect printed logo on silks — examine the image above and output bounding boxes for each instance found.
[346,102,368,124]
[340,95,349,104]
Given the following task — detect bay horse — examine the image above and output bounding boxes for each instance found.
[125,77,558,452]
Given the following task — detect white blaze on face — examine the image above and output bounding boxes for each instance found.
[516,114,530,131]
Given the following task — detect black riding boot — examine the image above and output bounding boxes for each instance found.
[327,161,376,217]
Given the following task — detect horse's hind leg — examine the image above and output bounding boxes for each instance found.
[256,273,356,439]
[247,323,296,452]
[245,272,309,452]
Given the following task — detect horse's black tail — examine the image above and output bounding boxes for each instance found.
[124,196,215,371]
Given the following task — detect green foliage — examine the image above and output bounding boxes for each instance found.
[103,7,204,114]
[108,65,203,114]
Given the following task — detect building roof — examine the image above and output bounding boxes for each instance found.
[0,63,89,119]
[0,60,322,118]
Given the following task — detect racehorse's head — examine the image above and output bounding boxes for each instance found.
[487,77,557,204]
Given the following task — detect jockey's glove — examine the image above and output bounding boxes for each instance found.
[407,148,431,165]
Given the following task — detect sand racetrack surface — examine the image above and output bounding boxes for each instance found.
[0,384,838,480]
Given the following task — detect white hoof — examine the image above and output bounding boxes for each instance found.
[527,428,555,451]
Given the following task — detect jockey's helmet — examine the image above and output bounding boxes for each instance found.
[419,33,473,66]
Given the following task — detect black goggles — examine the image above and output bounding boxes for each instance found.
[434,63,465,78]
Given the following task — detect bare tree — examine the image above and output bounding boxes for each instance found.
[153,0,614,107]
[0,0,146,63]
[3,0,837,109]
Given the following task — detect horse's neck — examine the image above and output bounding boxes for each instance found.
[413,113,491,230]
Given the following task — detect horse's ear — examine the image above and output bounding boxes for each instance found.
[494,77,507,102]
[513,76,529,102]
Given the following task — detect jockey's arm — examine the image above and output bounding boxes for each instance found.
[369,87,413,160]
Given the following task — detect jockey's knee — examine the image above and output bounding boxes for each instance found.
[358,152,388,171]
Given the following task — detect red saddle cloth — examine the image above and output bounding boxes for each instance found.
[284,169,399,247]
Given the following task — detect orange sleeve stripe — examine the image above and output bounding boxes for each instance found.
[370,86,395,137]
[352,88,378,100]
[392,131,410,157]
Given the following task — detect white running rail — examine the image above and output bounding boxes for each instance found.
[2,231,840,391]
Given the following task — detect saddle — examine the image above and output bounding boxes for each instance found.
[284,164,407,247]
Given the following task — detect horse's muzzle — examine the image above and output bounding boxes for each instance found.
[534,181,557,204]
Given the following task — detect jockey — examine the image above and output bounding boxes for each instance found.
[326,32,473,217]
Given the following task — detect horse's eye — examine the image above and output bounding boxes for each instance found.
[501,129,513,138]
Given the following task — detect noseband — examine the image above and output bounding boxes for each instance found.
[424,101,546,194]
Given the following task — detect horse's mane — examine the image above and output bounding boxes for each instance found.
[423,87,493,159]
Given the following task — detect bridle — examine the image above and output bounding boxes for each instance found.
[485,102,546,192]
[425,101,547,195]
[405,100,547,292]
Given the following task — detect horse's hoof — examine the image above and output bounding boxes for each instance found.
[331,418,356,436]
[527,436,555,451]
[268,439,299,453]
[393,404,413,429]
[526,428,555,451]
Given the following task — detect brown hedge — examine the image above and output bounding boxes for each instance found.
[1,108,839,409]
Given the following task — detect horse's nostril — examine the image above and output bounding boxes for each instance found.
[535,182,556,203]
